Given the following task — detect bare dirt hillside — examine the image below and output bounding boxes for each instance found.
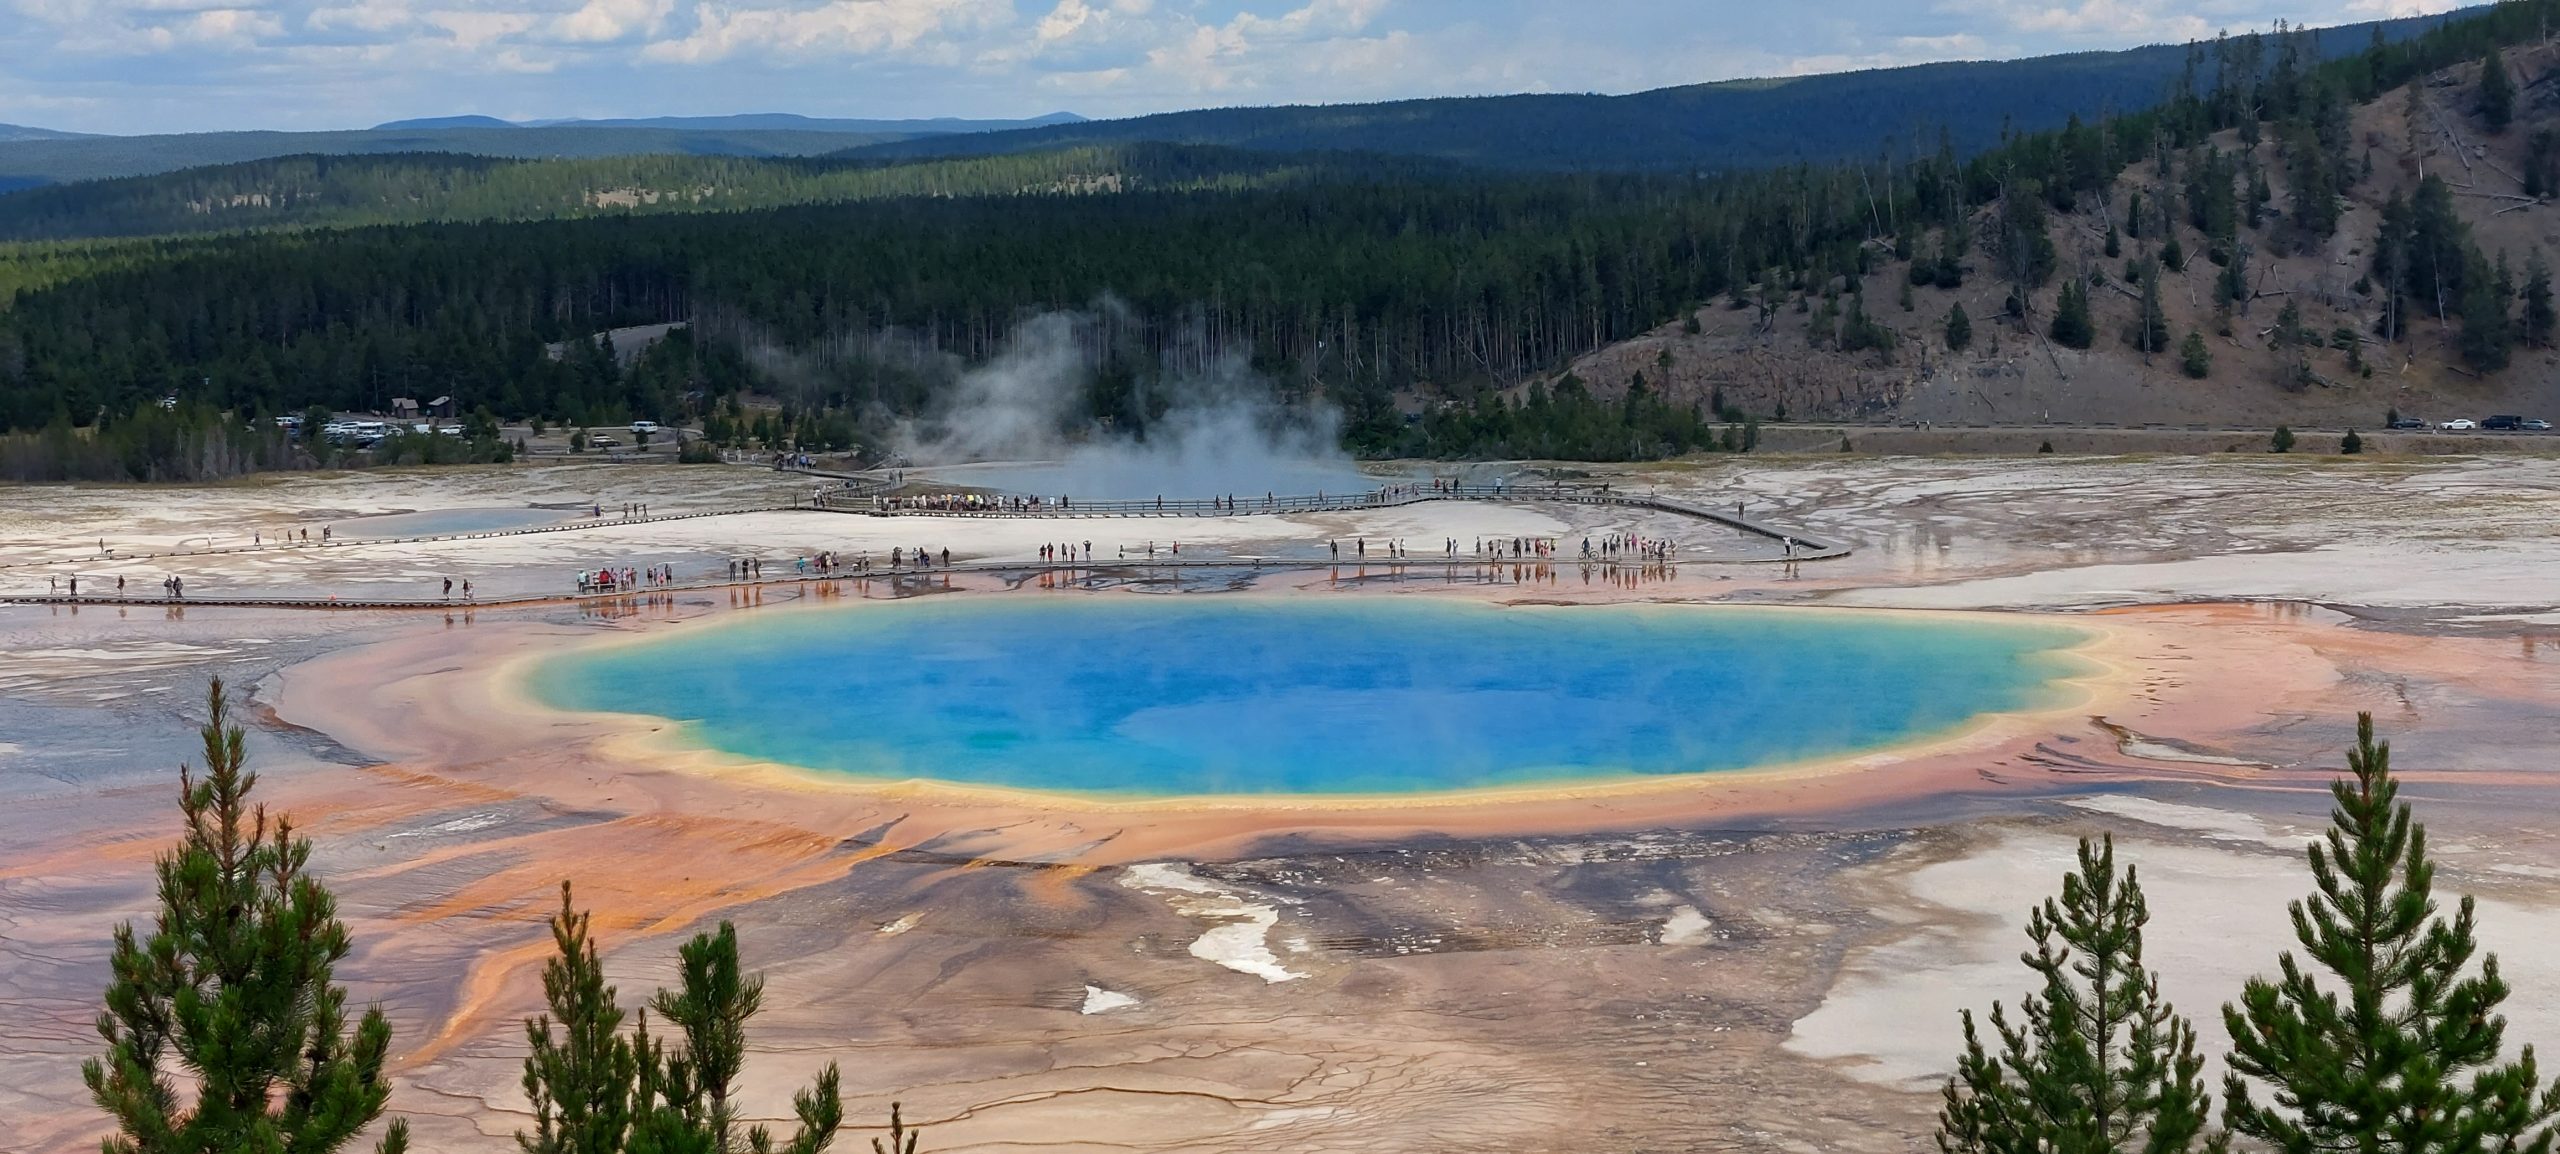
[1562,46,2560,431]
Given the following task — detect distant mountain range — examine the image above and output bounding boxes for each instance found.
[0,6,2472,188]
[0,124,98,143]
[0,114,1085,187]
[839,9,2462,171]
[372,111,1085,133]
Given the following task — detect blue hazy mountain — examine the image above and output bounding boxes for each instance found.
[374,112,1085,133]
[839,9,2461,171]
[0,6,2462,186]
[0,123,99,143]
[0,113,1084,186]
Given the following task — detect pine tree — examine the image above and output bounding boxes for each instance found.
[2271,425,2295,453]
[2460,247,2515,372]
[2408,176,2470,320]
[2288,122,2342,239]
[1947,303,1974,351]
[523,887,847,1154]
[84,678,409,1154]
[2180,331,2212,379]
[2341,429,2364,455]
[2131,266,2171,357]
[2051,280,2095,349]
[2217,242,2253,315]
[2481,50,2516,134]
[2225,714,2560,1154]
[872,1105,919,1154]
[2525,251,2556,348]
[1937,836,2214,1154]
[521,883,642,1154]
[646,924,845,1154]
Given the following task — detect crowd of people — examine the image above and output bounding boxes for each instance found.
[1580,533,1676,563]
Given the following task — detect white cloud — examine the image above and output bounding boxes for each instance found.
[425,8,539,50]
[555,0,672,43]
[639,0,1008,63]
[303,0,414,35]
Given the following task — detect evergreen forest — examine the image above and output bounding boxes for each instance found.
[5,1,2560,477]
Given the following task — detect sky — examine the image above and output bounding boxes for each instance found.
[1,0,2470,135]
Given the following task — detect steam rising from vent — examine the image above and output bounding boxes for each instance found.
[898,309,1363,499]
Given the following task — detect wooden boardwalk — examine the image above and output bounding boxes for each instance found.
[813,483,1849,558]
[5,482,1845,612]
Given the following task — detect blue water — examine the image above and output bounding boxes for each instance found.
[531,599,2087,796]
[339,507,573,537]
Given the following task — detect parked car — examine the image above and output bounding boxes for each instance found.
[590,434,620,449]
[2439,418,2478,430]
[2526,419,2553,431]
[630,421,660,435]
[2388,418,2428,430]
[2483,415,2524,430]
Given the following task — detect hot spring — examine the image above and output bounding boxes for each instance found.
[530,599,2091,796]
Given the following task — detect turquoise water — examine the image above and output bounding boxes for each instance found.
[340,507,572,537]
[531,599,2087,796]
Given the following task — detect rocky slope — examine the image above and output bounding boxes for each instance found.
[1565,45,2560,431]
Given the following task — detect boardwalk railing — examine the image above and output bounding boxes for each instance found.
[6,480,1846,609]
[812,483,1849,559]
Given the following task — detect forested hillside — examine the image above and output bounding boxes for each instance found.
[0,144,1457,241]
[0,124,907,187]
[1546,11,2560,439]
[841,10,2457,172]
[4,0,2557,464]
